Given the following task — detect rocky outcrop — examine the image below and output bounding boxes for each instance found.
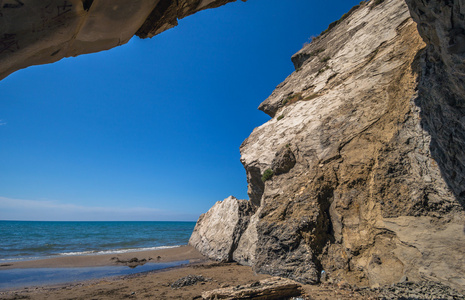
[0,0,242,80]
[188,196,256,262]
[191,0,465,293]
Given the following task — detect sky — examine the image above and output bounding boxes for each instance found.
[0,0,361,221]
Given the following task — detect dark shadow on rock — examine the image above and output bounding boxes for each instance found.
[412,48,465,210]
[242,165,265,207]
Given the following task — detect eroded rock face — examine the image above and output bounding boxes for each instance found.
[188,196,256,262]
[0,0,242,80]
[192,0,465,292]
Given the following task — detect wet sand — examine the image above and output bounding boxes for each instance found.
[0,246,376,299]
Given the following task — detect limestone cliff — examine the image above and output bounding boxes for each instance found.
[190,0,465,292]
[0,0,242,80]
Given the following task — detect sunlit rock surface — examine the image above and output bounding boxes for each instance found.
[188,196,255,262]
[0,0,242,80]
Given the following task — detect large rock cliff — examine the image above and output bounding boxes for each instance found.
[190,0,465,292]
[0,0,242,80]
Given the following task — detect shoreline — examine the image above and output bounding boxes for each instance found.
[0,245,205,270]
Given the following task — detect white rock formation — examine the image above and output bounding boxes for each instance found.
[188,196,255,262]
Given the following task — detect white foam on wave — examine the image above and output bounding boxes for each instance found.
[0,257,38,262]
[57,245,181,257]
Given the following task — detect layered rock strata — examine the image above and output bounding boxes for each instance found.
[0,0,242,80]
[191,0,465,293]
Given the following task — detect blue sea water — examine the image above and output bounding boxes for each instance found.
[0,221,196,262]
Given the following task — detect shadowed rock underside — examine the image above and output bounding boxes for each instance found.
[0,0,243,80]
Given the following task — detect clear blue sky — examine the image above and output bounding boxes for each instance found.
[0,0,361,221]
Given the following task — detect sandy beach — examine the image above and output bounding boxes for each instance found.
[0,245,377,299]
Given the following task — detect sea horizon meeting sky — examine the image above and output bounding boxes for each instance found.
[0,0,361,221]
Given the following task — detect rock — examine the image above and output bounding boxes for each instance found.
[0,0,243,80]
[189,196,256,261]
[232,211,259,266]
[271,146,296,175]
[170,275,208,289]
[201,277,302,300]
[111,257,147,268]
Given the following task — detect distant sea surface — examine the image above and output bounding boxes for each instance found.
[0,221,196,262]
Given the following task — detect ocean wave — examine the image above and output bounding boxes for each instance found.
[56,245,181,257]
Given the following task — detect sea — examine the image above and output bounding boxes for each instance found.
[0,221,197,289]
[0,221,196,262]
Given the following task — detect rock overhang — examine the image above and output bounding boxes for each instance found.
[0,0,244,80]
